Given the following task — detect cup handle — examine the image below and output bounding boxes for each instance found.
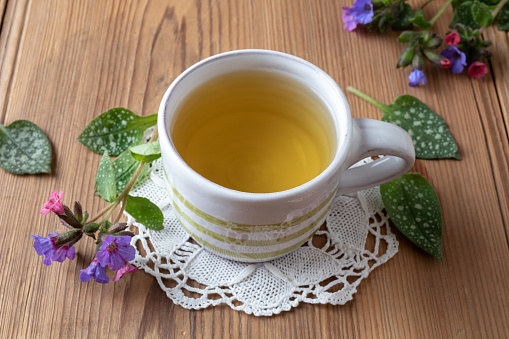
[336,118,415,195]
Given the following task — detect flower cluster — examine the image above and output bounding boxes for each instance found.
[32,191,138,283]
[340,0,505,86]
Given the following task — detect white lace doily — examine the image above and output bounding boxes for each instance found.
[127,159,398,316]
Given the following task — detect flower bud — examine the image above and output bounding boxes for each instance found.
[115,230,135,237]
[445,32,460,46]
[74,201,83,222]
[108,222,129,234]
[412,50,424,70]
[425,35,443,49]
[54,229,83,247]
[397,46,415,68]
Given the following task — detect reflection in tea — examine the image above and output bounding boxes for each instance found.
[171,70,335,193]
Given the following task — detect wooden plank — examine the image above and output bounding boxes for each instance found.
[0,0,508,338]
[0,0,29,122]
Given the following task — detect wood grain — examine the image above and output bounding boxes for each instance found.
[0,0,508,338]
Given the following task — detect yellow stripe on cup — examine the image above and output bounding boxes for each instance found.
[165,171,335,233]
[173,207,330,261]
[163,172,336,261]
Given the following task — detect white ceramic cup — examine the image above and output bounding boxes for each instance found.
[158,49,415,262]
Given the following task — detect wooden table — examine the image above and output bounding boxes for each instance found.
[1,0,508,337]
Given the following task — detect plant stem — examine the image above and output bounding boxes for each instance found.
[429,0,454,26]
[89,204,115,223]
[346,87,390,112]
[89,127,159,224]
[492,0,508,18]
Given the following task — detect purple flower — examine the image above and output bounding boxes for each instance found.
[408,69,427,86]
[95,235,136,271]
[80,259,109,284]
[342,0,373,32]
[31,232,76,266]
[113,262,138,282]
[440,46,467,74]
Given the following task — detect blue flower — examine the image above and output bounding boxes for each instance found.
[408,69,427,86]
[80,259,109,284]
[440,46,467,74]
[95,235,136,271]
[342,0,374,31]
[31,232,76,266]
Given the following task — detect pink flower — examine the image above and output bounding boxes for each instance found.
[40,190,65,215]
[445,32,460,46]
[440,59,451,69]
[113,262,138,281]
[468,61,488,79]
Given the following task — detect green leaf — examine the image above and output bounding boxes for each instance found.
[398,31,417,44]
[0,120,52,174]
[95,150,117,203]
[472,0,494,26]
[408,9,432,29]
[382,95,461,160]
[112,149,149,194]
[129,141,161,163]
[392,3,414,30]
[381,173,442,260]
[450,1,482,28]
[78,108,157,156]
[125,195,164,230]
[495,2,509,31]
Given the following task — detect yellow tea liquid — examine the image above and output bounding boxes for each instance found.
[171,70,335,193]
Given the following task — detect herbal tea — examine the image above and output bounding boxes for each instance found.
[171,70,335,193]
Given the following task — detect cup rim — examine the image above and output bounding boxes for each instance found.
[158,49,352,202]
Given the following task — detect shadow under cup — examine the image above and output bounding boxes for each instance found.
[158,50,354,262]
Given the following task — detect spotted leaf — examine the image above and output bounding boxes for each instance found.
[112,149,149,194]
[95,150,117,203]
[381,173,443,260]
[0,120,52,174]
[382,95,460,159]
[78,108,157,156]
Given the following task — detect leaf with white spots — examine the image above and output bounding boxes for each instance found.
[382,95,460,160]
[125,194,164,230]
[95,150,117,203]
[112,149,149,194]
[129,141,161,163]
[78,108,157,156]
[380,173,443,260]
[0,120,52,174]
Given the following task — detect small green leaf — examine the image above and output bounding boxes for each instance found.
[381,173,443,260]
[78,108,157,156]
[112,149,149,194]
[95,150,117,203]
[398,31,417,44]
[472,0,494,27]
[450,1,482,28]
[392,3,414,30]
[409,9,432,29]
[382,95,460,159]
[129,141,161,163]
[495,2,509,31]
[0,120,52,174]
[125,195,164,230]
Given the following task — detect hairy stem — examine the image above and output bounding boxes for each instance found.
[492,0,508,18]
[346,87,390,112]
[89,127,159,225]
[429,0,454,26]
